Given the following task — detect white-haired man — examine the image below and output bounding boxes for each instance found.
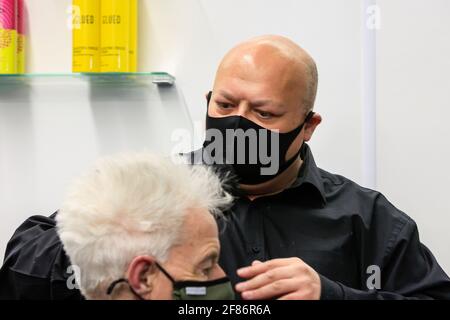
[3,154,235,300]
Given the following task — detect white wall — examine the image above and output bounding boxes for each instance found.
[377,0,450,273]
[4,0,448,280]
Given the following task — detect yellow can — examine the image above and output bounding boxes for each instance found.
[72,0,100,73]
[100,0,130,73]
[0,0,17,74]
[16,0,25,73]
[129,0,137,73]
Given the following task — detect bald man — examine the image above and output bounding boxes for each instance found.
[187,35,450,300]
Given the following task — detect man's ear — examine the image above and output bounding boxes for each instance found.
[126,256,158,296]
[303,113,322,142]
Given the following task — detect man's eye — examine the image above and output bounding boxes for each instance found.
[217,102,234,109]
[256,110,273,119]
[201,267,212,277]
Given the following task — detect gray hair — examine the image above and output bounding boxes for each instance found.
[57,153,233,298]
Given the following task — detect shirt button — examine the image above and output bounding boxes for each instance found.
[252,246,261,254]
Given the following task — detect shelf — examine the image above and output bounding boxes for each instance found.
[0,72,175,86]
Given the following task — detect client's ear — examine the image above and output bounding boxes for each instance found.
[127,255,158,297]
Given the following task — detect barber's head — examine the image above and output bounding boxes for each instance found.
[204,35,322,188]
[57,153,233,300]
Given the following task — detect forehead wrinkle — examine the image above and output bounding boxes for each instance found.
[214,35,318,112]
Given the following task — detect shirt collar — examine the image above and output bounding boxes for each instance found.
[185,143,327,205]
[289,143,327,205]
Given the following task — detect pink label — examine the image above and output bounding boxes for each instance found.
[17,0,23,34]
[0,0,16,30]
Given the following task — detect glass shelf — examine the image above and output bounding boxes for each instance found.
[0,72,175,86]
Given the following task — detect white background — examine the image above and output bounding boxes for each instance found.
[376,0,450,274]
[1,0,449,275]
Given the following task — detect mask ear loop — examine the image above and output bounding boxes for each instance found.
[106,262,170,300]
[155,262,176,284]
[106,278,144,300]
[304,111,315,123]
[207,91,213,108]
[286,110,315,162]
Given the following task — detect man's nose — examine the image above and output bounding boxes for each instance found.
[234,101,251,118]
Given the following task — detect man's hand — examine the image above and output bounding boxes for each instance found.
[235,258,321,300]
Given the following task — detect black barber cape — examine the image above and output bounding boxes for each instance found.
[0,212,82,300]
[1,144,450,299]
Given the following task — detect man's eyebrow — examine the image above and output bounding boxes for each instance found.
[218,90,238,103]
[218,90,284,109]
[251,99,283,109]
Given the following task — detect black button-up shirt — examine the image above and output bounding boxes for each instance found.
[1,144,450,299]
[190,143,450,299]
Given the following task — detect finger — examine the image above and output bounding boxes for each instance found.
[252,260,262,266]
[237,258,295,279]
[235,265,294,292]
[241,278,300,300]
[277,288,318,300]
[277,292,305,300]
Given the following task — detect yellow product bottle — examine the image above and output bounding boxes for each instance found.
[72,0,100,73]
[16,0,24,73]
[0,0,17,74]
[128,0,137,73]
[101,0,130,73]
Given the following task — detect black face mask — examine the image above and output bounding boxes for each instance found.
[203,91,314,185]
